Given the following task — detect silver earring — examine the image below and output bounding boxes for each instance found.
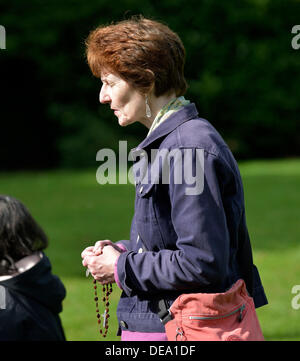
[145,96,151,118]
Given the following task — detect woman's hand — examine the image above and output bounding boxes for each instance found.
[81,239,123,259]
[81,242,121,284]
[81,246,95,259]
[93,239,124,256]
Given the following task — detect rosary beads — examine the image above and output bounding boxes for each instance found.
[93,279,113,338]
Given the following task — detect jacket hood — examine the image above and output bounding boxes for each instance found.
[0,253,66,314]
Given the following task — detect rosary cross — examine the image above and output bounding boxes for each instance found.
[102,309,107,328]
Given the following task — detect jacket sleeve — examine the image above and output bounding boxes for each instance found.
[116,149,236,296]
[115,240,131,251]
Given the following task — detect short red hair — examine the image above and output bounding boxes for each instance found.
[85,16,187,97]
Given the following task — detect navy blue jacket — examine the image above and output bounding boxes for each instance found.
[0,253,66,340]
[116,103,267,333]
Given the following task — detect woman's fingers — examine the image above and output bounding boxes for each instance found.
[93,240,113,255]
[82,256,88,267]
[82,245,119,284]
[82,240,118,259]
[81,246,95,259]
[81,240,119,278]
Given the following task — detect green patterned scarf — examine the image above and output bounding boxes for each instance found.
[147,96,190,137]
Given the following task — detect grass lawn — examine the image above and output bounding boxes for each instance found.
[0,158,299,341]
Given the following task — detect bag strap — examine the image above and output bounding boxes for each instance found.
[158,299,173,325]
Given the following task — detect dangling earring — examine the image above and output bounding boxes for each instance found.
[145,95,152,118]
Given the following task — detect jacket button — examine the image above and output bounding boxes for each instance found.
[138,248,143,253]
[120,320,128,329]
[139,186,144,194]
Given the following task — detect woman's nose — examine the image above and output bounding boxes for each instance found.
[99,85,111,104]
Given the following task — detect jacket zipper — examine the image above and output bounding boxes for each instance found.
[189,304,246,322]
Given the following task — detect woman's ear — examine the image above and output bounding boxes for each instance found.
[145,69,155,94]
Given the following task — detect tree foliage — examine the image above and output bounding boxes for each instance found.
[0,0,299,169]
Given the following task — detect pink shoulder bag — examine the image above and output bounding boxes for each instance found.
[163,279,264,341]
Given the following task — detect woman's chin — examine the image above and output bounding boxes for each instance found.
[118,119,127,127]
[118,116,131,127]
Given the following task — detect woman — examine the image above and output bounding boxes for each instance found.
[81,16,267,341]
[0,195,66,341]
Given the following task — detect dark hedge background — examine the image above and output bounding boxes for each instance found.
[0,0,299,169]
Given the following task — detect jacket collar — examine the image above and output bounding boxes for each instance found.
[135,103,199,151]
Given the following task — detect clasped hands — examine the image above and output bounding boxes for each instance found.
[81,240,122,284]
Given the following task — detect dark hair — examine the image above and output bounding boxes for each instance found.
[85,15,187,97]
[0,195,48,275]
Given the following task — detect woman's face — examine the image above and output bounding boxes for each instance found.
[99,72,147,127]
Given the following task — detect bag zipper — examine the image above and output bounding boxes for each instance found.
[189,304,246,322]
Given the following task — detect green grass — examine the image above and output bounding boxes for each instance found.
[238,159,300,341]
[0,158,299,341]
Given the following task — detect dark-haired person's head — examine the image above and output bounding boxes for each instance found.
[0,195,48,275]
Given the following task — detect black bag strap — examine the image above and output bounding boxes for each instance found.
[158,299,173,325]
